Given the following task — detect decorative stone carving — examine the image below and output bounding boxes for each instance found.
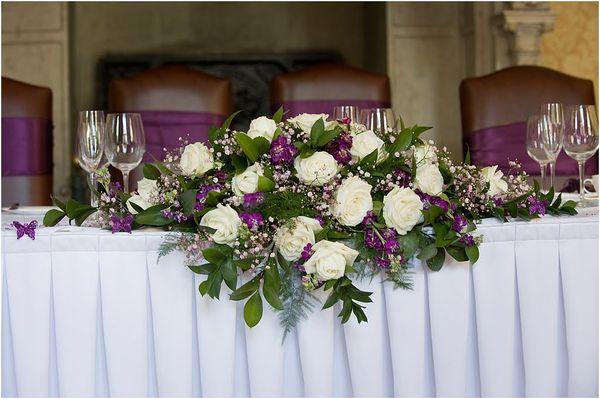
[503,2,555,65]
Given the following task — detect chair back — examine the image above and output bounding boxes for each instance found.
[270,63,391,118]
[460,66,598,176]
[1,77,53,206]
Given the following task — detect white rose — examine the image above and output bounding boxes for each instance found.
[413,143,437,164]
[137,177,158,204]
[275,216,323,262]
[414,163,444,195]
[231,163,263,196]
[481,165,508,196]
[294,151,338,186]
[350,130,387,164]
[332,176,373,226]
[304,240,359,281]
[247,116,278,142]
[383,187,424,235]
[287,113,331,134]
[179,142,214,177]
[199,204,242,247]
[126,194,152,215]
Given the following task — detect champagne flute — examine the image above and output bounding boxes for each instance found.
[359,108,396,134]
[540,103,564,189]
[332,106,360,123]
[105,113,146,194]
[76,110,105,207]
[564,105,599,205]
[526,115,552,191]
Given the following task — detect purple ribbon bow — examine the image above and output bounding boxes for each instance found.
[12,220,37,240]
[110,215,134,234]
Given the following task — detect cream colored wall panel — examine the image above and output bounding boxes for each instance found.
[2,2,63,33]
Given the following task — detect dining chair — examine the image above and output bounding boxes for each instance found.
[108,64,232,190]
[459,65,598,177]
[270,63,391,117]
[1,77,53,206]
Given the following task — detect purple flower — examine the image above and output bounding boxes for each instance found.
[459,234,475,247]
[110,214,134,234]
[270,135,298,165]
[195,184,222,211]
[326,132,353,165]
[341,116,351,125]
[214,170,228,182]
[451,214,468,233]
[361,210,377,226]
[383,239,399,255]
[314,215,325,226]
[161,209,188,223]
[240,212,264,231]
[450,202,458,212]
[364,228,383,251]
[108,182,122,197]
[243,192,264,208]
[527,195,548,215]
[375,256,391,269]
[492,196,504,207]
[300,243,313,261]
[393,169,411,187]
[420,194,449,212]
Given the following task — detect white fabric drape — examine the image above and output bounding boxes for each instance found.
[1,215,597,397]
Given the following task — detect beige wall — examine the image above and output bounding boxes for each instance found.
[71,2,384,113]
[540,1,598,95]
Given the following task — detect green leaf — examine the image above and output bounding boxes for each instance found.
[272,106,284,124]
[465,245,479,263]
[360,149,379,168]
[231,154,247,174]
[299,147,316,159]
[221,110,242,131]
[253,136,271,156]
[314,127,340,147]
[198,280,209,296]
[134,206,172,226]
[181,189,198,216]
[65,199,97,225]
[43,209,66,227]
[235,132,260,162]
[310,118,326,146]
[202,248,226,265]
[244,292,263,327]
[426,247,446,271]
[400,229,420,258]
[75,208,97,226]
[221,259,237,291]
[142,163,161,180]
[188,264,217,275]
[372,200,383,216]
[396,128,413,152]
[464,145,471,165]
[263,284,283,310]
[446,245,469,262]
[230,279,259,301]
[322,290,340,309]
[417,243,438,261]
[51,195,66,212]
[257,175,275,192]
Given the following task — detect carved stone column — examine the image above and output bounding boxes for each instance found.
[503,2,555,65]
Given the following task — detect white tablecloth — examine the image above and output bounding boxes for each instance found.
[1,214,598,397]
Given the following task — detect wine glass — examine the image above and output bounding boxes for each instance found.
[564,105,599,205]
[359,108,396,134]
[540,103,564,189]
[332,106,360,123]
[105,113,146,194]
[76,110,105,207]
[526,114,552,191]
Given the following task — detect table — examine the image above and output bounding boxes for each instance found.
[1,213,598,397]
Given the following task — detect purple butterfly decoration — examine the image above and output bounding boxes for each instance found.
[110,215,134,234]
[12,220,38,240]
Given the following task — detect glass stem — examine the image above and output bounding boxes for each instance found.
[549,161,556,190]
[88,172,98,207]
[578,161,585,203]
[123,171,130,194]
[540,164,547,192]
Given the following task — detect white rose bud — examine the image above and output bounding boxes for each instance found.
[304,240,359,281]
[294,151,338,186]
[275,216,323,262]
[126,194,152,215]
[414,163,444,195]
[383,187,424,235]
[413,142,437,165]
[481,165,508,196]
[136,177,158,204]
[247,116,278,142]
[231,163,264,196]
[179,142,214,177]
[350,130,387,164]
[332,176,373,226]
[287,113,333,134]
[199,204,242,247]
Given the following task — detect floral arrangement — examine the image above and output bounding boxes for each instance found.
[44,109,576,333]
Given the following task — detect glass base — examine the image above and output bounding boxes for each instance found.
[577,197,599,208]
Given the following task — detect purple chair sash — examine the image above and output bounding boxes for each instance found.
[136,111,224,161]
[466,121,598,176]
[273,99,391,117]
[1,117,53,176]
